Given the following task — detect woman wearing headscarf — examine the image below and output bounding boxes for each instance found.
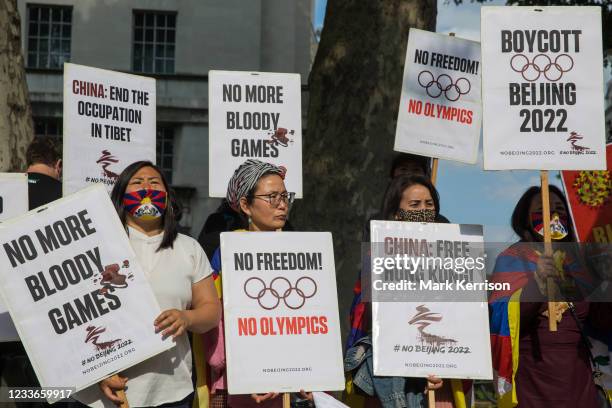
[194,160,308,408]
[345,175,469,408]
[488,185,612,408]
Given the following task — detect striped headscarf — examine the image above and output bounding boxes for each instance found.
[226,159,286,212]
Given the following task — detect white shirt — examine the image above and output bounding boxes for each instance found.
[76,227,212,407]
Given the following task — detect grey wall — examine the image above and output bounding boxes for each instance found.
[18,0,314,236]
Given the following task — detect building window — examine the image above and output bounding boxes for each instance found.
[34,117,63,139]
[133,11,176,74]
[26,5,72,69]
[156,126,174,183]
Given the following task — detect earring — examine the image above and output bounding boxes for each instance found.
[248,216,252,225]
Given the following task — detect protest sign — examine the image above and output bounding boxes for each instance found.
[370,221,492,379]
[561,144,612,243]
[395,29,481,164]
[481,6,605,170]
[0,173,27,341]
[209,70,303,198]
[63,63,156,196]
[220,232,343,394]
[0,173,28,222]
[0,185,172,400]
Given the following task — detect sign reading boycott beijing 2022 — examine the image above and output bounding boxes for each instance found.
[221,232,343,394]
[369,221,492,380]
[481,6,606,170]
[208,70,303,198]
[63,63,156,196]
[0,185,172,401]
[395,29,481,164]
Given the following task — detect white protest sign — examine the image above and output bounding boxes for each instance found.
[63,63,156,195]
[0,173,28,341]
[209,70,303,198]
[0,173,28,223]
[221,232,343,394]
[370,221,492,379]
[0,185,172,400]
[481,6,605,170]
[395,29,481,164]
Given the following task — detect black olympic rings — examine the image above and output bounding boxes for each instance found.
[243,276,318,310]
[510,53,574,82]
[417,70,471,102]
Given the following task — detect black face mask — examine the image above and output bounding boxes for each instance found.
[395,208,436,223]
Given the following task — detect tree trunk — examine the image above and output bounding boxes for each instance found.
[292,0,436,338]
[0,0,34,172]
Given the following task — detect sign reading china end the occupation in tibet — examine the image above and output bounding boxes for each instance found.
[208,70,303,198]
[63,63,156,196]
[395,28,481,164]
[481,7,606,170]
[0,186,171,401]
[220,232,343,394]
[370,221,492,380]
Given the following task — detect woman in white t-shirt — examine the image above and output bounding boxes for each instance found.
[77,161,221,408]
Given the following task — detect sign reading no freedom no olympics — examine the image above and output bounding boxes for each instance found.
[370,221,492,379]
[221,232,343,394]
[395,29,481,164]
[482,7,606,170]
[63,63,156,196]
[209,70,303,198]
[0,185,172,400]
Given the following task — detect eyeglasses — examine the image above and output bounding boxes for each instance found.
[252,192,296,207]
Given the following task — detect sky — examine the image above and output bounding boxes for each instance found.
[313,0,589,243]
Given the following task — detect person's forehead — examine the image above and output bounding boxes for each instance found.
[255,174,285,190]
[132,167,161,179]
[403,184,431,197]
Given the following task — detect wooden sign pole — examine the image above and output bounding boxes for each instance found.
[540,171,557,332]
[431,159,439,185]
[283,392,290,408]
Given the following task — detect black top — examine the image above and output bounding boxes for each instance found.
[27,172,61,210]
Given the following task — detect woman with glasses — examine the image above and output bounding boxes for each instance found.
[195,159,304,408]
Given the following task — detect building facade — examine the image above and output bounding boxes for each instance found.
[17,0,314,235]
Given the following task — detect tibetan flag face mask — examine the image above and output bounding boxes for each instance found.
[531,212,569,241]
[123,189,167,220]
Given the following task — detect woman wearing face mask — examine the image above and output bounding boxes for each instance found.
[75,161,221,408]
[345,175,468,408]
[488,186,612,408]
[196,159,312,408]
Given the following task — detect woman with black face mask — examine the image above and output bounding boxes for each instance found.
[489,186,612,408]
[345,175,467,408]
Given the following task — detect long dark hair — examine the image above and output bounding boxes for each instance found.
[381,175,440,221]
[110,161,178,251]
[511,185,574,241]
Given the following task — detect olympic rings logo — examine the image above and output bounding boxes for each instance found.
[243,276,317,310]
[510,53,574,82]
[417,71,471,102]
